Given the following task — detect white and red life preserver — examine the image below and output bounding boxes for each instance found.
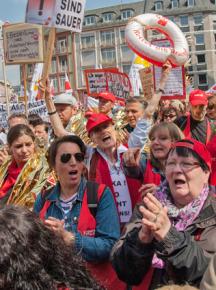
[125,13,189,67]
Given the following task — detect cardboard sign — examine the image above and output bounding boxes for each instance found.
[0,100,47,128]
[85,69,131,99]
[152,39,186,100]
[139,67,154,100]
[26,0,86,33]
[85,71,107,94]
[153,65,186,100]
[3,23,44,64]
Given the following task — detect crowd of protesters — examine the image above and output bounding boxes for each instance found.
[0,61,216,290]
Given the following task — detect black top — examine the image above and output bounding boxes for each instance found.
[124,123,134,133]
[175,115,208,144]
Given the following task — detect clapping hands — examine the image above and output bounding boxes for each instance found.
[138,193,171,243]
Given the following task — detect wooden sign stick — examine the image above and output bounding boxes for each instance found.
[41,27,56,94]
[22,64,28,116]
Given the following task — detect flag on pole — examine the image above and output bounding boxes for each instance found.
[65,72,73,93]
[129,54,151,96]
[30,63,43,101]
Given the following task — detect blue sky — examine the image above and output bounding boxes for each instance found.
[0,0,142,85]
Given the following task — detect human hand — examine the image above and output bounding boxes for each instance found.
[141,193,171,242]
[139,183,157,198]
[0,147,9,166]
[44,217,75,245]
[138,205,154,244]
[159,60,172,90]
[44,216,65,233]
[39,79,52,99]
[121,129,130,145]
[123,148,141,167]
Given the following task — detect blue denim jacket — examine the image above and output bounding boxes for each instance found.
[34,177,120,262]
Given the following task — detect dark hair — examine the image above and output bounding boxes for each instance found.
[125,97,148,110]
[168,139,209,172]
[0,205,101,290]
[7,124,35,147]
[31,119,49,133]
[28,113,43,127]
[161,106,178,121]
[48,135,86,168]
[149,122,184,170]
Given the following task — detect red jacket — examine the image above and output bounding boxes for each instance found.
[183,114,211,145]
[143,160,161,185]
[40,184,126,290]
[89,151,142,210]
[207,135,216,186]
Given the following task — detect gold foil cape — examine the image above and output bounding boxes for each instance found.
[0,152,53,209]
[67,110,128,145]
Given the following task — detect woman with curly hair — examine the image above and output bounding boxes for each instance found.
[0,205,101,290]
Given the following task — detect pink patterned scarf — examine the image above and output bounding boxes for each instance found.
[152,181,209,268]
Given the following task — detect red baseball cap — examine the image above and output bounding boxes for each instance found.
[98,91,116,103]
[86,113,113,134]
[172,138,212,170]
[189,89,208,106]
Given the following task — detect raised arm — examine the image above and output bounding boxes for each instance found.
[128,62,172,148]
[39,81,69,137]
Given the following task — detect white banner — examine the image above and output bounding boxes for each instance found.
[26,0,86,33]
[0,100,47,128]
[29,63,44,102]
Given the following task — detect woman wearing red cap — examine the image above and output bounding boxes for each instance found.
[111,139,216,289]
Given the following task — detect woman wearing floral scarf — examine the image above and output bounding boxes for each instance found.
[111,139,216,290]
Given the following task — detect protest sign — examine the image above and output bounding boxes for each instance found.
[0,100,47,128]
[3,23,44,64]
[85,69,131,99]
[152,39,186,100]
[139,67,154,100]
[26,0,86,33]
[85,70,107,94]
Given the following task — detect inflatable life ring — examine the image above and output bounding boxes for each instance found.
[125,13,189,67]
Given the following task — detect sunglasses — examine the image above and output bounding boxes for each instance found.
[60,153,85,163]
[164,114,176,119]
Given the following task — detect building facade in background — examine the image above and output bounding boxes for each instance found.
[25,0,216,96]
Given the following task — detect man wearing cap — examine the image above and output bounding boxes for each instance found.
[86,112,143,225]
[53,93,78,130]
[97,91,116,117]
[175,89,211,144]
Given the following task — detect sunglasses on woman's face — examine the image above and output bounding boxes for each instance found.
[164,114,176,119]
[60,153,85,163]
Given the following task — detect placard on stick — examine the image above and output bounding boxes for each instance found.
[26,0,86,33]
[139,67,154,100]
[85,69,131,99]
[3,23,44,64]
[152,39,186,100]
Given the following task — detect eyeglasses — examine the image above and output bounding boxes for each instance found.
[166,161,200,171]
[60,153,85,163]
[164,114,177,119]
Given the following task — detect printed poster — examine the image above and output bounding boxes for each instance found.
[26,0,86,33]
[3,23,44,64]
[152,39,186,100]
[85,69,131,99]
